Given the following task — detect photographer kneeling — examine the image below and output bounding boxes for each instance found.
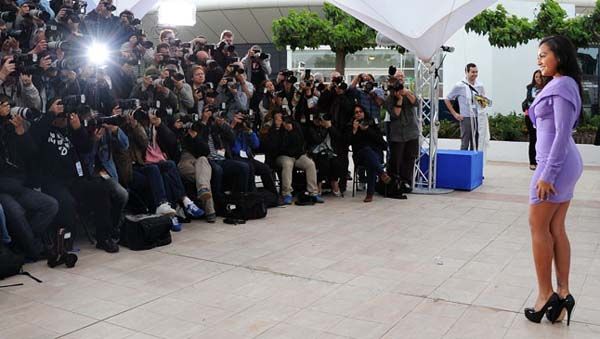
[347,104,391,203]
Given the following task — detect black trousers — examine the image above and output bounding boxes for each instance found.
[312,153,345,183]
[0,177,58,259]
[388,138,419,185]
[42,178,115,242]
[525,115,537,165]
[237,157,278,195]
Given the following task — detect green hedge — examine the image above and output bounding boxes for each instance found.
[424,113,599,144]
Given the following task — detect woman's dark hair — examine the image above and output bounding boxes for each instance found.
[353,104,366,113]
[0,94,10,105]
[529,70,543,87]
[539,35,583,117]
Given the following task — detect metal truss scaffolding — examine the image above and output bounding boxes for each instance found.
[413,51,452,194]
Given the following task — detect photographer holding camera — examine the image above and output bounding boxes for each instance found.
[346,104,391,203]
[215,62,253,121]
[241,45,271,87]
[306,113,344,197]
[79,105,130,241]
[82,0,121,43]
[384,70,418,191]
[212,30,237,70]
[350,73,384,121]
[263,113,322,205]
[0,56,42,110]
[31,98,120,253]
[0,94,58,261]
[230,111,277,196]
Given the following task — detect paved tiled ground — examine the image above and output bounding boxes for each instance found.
[1,161,600,339]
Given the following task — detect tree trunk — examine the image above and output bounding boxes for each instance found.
[335,51,346,75]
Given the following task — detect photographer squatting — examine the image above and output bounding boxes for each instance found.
[0,0,419,268]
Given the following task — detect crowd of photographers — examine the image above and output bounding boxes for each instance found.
[0,0,420,264]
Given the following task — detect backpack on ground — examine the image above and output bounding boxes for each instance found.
[0,242,42,287]
[119,214,172,251]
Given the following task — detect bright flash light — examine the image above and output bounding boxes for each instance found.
[87,42,109,66]
[158,0,196,26]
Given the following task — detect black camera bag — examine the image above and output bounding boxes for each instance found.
[120,214,172,251]
[0,242,24,280]
[217,192,267,221]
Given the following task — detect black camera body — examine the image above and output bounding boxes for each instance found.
[360,81,377,92]
[390,81,404,92]
[62,94,86,115]
[118,99,140,110]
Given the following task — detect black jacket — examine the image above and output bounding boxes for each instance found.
[522,84,542,112]
[263,122,305,163]
[193,119,235,158]
[31,113,93,184]
[182,133,210,158]
[0,118,37,180]
[306,122,342,154]
[346,119,387,153]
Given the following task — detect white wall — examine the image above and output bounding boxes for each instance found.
[443,1,576,116]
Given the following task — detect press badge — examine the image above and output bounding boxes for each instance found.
[217,149,226,157]
[75,161,84,177]
[240,150,248,158]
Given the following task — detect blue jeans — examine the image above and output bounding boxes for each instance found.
[132,161,185,209]
[210,159,251,196]
[354,147,384,194]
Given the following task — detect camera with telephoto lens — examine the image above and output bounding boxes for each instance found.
[117,99,140,110]
[0,11,16,22]
[83,114,126,130]
[102,1,116,12]
[25,9,51,22]
[388,65,397,77]
[10,107,41,122]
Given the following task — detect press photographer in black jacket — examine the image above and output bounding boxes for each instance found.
[306,113,344,197]
[0,95,58,260]
[32,98,119,253]
[347,104,391,203]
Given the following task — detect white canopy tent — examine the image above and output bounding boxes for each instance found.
[328,0,495,192]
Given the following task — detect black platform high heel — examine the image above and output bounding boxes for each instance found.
[524,293,559,323]
[548,294,576,325]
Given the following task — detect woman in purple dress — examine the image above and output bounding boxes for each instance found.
[524,36,583,325]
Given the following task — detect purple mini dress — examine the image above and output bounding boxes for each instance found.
[528,76,583,205]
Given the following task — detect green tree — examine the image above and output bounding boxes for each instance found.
[465,0,600,48]
[272,3,377,74]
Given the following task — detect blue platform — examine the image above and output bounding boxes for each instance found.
[420,149,483,191]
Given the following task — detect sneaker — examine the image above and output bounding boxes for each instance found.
[156,202,176,216]
[185,202,205,219]
[96,239,119,253]
[171,216,182,232]
[379,172,392,184]
[332,191,342,197]
[282,194,293,205]
[197,188,212,201]
[311,194,325,203]
[205,213,217,223]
